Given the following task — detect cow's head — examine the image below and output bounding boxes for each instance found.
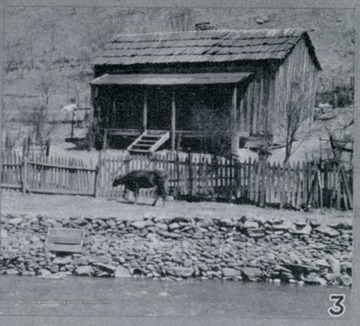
[112,175,126,187]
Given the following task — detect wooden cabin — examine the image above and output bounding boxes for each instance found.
[90,28,321,154]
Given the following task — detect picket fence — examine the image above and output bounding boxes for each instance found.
[1,151,353,210]
[96,152,353,210]
[1,151,96,196]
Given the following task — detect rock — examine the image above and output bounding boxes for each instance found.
[206,271,222,279]
[92,262,116,272]
[73,257,90,266]
[9,217,23,225]
[131,221,152,229]
[247,229,265,239]
[6,269,19,275]
[0,230,8,238]
[156,223,168,231]
[289,253,301,264]
[303,273,324,285]
[315,225,340,237]
[272,221,293,231]
[114,265,131,278]
[241,267,262,279]
[282,263,315,275]
[168,223,181,231]
[50,265,59,273]
[170,217,191,224]
[222,268,241,278]
[22,271,36,276]
[308,243,326,250]
[255,15,269,24]
[75,266,94,276]
[170,267,194,278]
[324,273,337,281]
[325,255,341,275]
[294,218,307,227]
[340,274,352,286]
[273,265,292,273]
[331,221,352,230]
[242,221,259,229]
[270,217,284,225]
[41,272,67,279]
[289,223,311,235]
[341,262,352,274]
[183,259,193,267]
[314,259,331,268]
[297,280,305,286]
[217,218,236,227]
[38,269,51,277]
[159,231,182,239]
[309,219,321,228]
[53,256,73,265]
[317,277,328,286]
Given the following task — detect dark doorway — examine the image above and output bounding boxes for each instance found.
[147,87,172,130]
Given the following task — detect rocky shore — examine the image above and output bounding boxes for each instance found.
[0,213,352,286]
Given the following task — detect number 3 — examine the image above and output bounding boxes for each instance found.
[328,294,346,317]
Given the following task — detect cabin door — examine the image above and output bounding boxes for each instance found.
[147,87,172,130]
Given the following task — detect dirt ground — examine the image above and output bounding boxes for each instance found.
[1,190,352,224]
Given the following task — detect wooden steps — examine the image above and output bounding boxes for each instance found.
[127,130,170,154]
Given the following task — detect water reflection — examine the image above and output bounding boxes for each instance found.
[0,276,351,319]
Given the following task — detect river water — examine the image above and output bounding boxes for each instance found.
[0,276,351,319]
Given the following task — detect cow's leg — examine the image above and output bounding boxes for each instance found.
[122,187,129,200]
[161,186,167,207]
[152,187,160,206]
[133,184,139,205]
[162,193,166,207]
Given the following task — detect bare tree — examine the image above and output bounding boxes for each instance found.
[271,77,315,163]
[190,105,231,155]
[5,38,31,76]
[40,20,57,52]
[38,72,55,107]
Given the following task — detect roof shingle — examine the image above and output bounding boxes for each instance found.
[94,28,320,69]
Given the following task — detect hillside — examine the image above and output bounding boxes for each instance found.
[2,6,355,146]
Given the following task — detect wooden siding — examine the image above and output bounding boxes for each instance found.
[236,68,274,138]
[236,35,318,144]
[271,37,318,142]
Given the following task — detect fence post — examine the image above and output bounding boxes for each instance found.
[94,150,102,197]
[21,139,28,194]
[187,149,193,197]
[175,151,181,198]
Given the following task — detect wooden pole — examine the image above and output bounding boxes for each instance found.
[231,85,238,154]
[94,149,102,197]
[103,129,108,150]
[22,138,28,195]
[171,90,176,151]
[143,91,148,131]
[112,100,116,128]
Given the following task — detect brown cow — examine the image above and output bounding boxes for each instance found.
[112,170,169,206]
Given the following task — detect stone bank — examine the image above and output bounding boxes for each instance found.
[0,213,352,286]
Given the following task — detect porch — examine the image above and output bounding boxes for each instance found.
[90,72,253,154]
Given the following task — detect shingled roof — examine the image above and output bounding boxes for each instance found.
[93,28,321,70]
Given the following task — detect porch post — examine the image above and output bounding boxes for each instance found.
[143,91,148,131]
[231,85,238,154]
[171,90,176,151]
[112,100,116,128]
